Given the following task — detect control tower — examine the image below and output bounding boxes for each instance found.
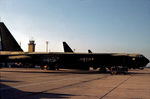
[28,40,35,52]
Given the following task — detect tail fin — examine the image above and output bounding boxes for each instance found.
[63,42,73,52]
[0,22,23,51]
[88,49,92,53]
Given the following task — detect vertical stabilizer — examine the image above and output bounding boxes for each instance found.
[63,42,73,52]
[88,50,92,53]
[0,22,23,51]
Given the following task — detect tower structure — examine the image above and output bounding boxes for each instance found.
[28,40,35,52]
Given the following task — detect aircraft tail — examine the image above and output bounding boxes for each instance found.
[0,22,23,51]
[88,50,92,53]
[63,42,73,52]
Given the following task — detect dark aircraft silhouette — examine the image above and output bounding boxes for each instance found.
[88,50,92,53]
[63,42,74,53]
[62,41,149,71]
[0,22,149,73]
[63,42,92,53]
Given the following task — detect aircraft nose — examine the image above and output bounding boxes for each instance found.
[147,58,149,63]
[140,55,150,67]
[144,57,149,65]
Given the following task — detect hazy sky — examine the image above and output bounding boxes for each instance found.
[0,0,150,64]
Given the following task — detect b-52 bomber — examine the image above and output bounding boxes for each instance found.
[0,22,149,73]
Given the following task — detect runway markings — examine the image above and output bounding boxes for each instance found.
[15,75,110,98]
[99,76,132,99]
[0,74,109,91]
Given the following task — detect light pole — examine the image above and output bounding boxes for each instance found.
[46,41,48,52]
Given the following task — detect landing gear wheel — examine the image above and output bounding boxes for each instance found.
[40,66,44,70]
[111,71,117,75]
[99,66,107,73]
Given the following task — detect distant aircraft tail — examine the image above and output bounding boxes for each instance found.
[0,22,23,51]
[63,42,73,52]
[88,50,92,53]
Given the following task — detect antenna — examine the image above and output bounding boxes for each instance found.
[30,36,34,41]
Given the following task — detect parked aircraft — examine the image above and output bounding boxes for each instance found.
[62,41,149,71]
[0,22,149,73]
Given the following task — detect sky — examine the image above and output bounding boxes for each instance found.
[0,0,150,65]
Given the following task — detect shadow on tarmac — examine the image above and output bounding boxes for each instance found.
[1,68,150,75]
[128,72,150,75]
[0,80,21,83]
[0,83,75,99]
[0,69,109,74]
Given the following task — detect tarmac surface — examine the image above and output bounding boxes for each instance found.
[0,68,150,99]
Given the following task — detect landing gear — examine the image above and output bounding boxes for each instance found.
[99,66,107,73]
[46,66,57,70]
[44,65,59,70]
[40,63,59,70]
[110,66,128,74]
[40,65,44,70]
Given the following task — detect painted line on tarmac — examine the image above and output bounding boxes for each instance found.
[99,76,132,99]
[0,74,108,91]
[44,75,109,91]
[15,75,109,98]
